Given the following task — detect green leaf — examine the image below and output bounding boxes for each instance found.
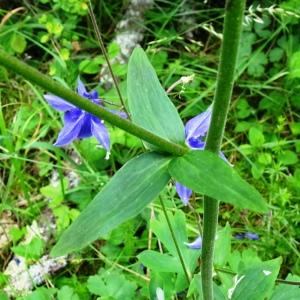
[149,272,175,300]
[12,237,45,260]
[214,223,231,266]
[108,42,120,58]
[138,250,182,273]
[249,127,265,147]
[247,52,268,78]
[87,270,136,300]
[259,91,286,114]
[40,178,68,207]
[0,66,8,82]
[0,291,9,300]
[150,210,200,274]
[8,227,26,243]
[110,127,142,149]
[237,32,256,68]
[169,151,268,212]
[270,274,300,300]
[57,286,80,300]
[257,153,272,165]
[40,33,50,43]
[188,274,227,300]
[23,287,56,300]
[51,152,171,256]
[254,16,272,38]
[127,47,185,146]
[10,33,27,54]
[278,150,298,165]
[79,56,104,74]
[289,51,300,78]
[281,0,300,14]
[290,123,300,135]
[231,257,282,300]
[0,273,9,290]
[235,121,252,133]
[143,210,200,292]
[269,48,284,63]
[251,163,264,179]
[236,99,251,119]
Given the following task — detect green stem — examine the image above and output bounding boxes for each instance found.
[159,197,192,284]
[201,1,246,299]
[0,49,187,157]
[90,245,150,282]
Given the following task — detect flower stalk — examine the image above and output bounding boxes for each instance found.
[159,197,192,284]
[87,1,129,116]
[201,1,246,299]
[0,49,187,157]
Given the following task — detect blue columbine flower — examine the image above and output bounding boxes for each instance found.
[44,78,126,159]
[175,106,230,205]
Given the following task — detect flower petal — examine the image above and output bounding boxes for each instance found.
[91,117,110,152]
[185,106,212,141]
[234,233,245,240]
[186,137,205,149]
[89,90,99,100]
[185,236,202,249]
[44,94,75,112]
[219,151,233,166]
[175,182,192,205]
[78,113,92,138]
[77,77,87,97]
[244,232,259,240]
[107,109,128,119]
[54,110,84,146]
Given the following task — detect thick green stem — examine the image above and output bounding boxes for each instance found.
[0,49,187,157]
[201,1,245,299]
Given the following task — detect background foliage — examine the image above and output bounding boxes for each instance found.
[0,0,300,299]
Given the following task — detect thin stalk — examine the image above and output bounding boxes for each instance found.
[55,150,65,199]
[159,197,192,284]
[215,267,300,286]
[188,204,203,237]
[201,1,246,300]
[87,1,129,116]
[90,245,150,282]
[0,49,187,157]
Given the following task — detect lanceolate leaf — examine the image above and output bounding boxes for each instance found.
[231,257,282,300]
[51,152,171,256]
[169,150,268,212]
[127,47,185,145]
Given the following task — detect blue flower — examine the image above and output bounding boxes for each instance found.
[244,232,259,240]
[184,236,202,249]
[175,106,230,205]
[44,78,126,159]
[234,232,259,240]
[234,233,245,240]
